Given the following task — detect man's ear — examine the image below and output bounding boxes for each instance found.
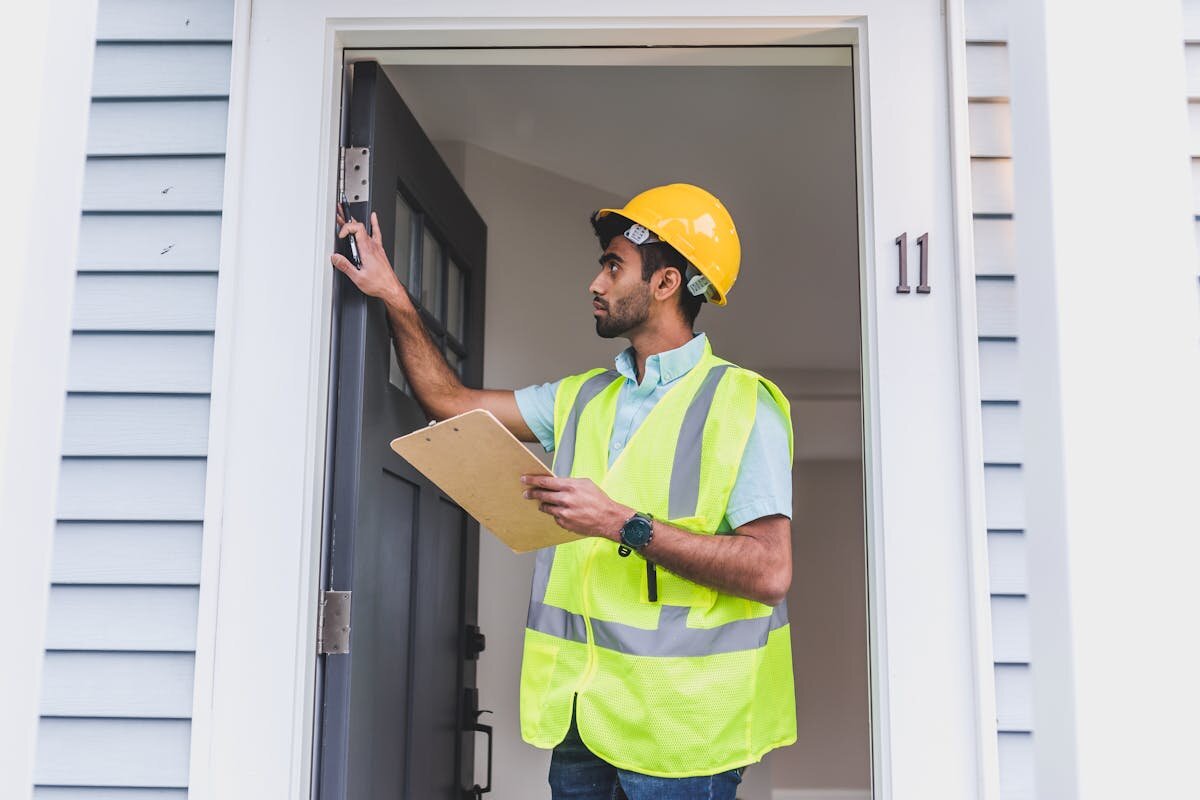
[654,266,684,301]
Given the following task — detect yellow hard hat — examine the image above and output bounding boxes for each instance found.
[594,183,740,306]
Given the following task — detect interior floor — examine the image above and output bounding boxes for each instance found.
[383,61,870,800]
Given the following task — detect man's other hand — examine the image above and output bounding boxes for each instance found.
[522,475,629,540]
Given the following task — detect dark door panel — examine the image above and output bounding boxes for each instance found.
[317,59,488,800]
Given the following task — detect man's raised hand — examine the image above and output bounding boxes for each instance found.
[331,208,407,306]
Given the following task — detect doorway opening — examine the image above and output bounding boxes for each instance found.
[319,47,878,796]
[378,54,871,799]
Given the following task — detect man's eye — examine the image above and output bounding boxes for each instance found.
[608,263,619,274]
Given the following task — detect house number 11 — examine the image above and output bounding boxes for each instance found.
[895,232,931,294]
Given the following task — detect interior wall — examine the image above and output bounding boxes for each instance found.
[443,140,869,799]
[777,459,870,792]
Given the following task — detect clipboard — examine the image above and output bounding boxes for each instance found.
[389,408,586,553]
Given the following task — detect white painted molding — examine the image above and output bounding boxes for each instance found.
[772,790,872,800]
[187,0,254,797]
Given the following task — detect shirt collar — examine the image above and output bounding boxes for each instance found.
[614,331,709,386]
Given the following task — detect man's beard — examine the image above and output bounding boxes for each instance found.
[594,284,651,339]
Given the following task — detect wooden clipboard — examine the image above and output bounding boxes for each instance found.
[389,409,585,553]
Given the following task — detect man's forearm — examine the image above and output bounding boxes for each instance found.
[639,517,790,606]
[383,287,466,420]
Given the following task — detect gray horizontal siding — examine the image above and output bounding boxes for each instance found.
[1184,27,1200,311]
[973,218,1016,275]
[72,274,218,331]
[51,522,203,584]
[96,0,235,41]
[35,719,191,787]
[976,276,1017,339]
[40,652,195,717]
[78,214,222,271]
[57,458,207,521]
[970,158,1014,215]
[43,586,199,651]
[986,529,1028,595]
[981,403,1022,464]
[983,465,1025,529]
[88,100,229,156]
[67,333,214,393]
[36,0,232,793]
[92,43,232,98]
[994,663,1033,731]
[965,42,1010,99]
[990,596,1031,664]
[997,732,1035,800]
[35,788,186,800]
[82,157,225,212]
[967,16,1035,798]
[965,0,1008,42]
[968,98,1012,156]
[978,340,1020,400]
[61,395,210,456]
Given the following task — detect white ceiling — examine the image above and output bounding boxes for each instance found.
[383,64,862,371]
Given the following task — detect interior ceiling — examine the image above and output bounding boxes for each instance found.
[383,64,861,371]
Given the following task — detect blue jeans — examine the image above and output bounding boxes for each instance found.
[548,710,745,800]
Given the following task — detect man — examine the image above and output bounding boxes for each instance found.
[331,183,796,800]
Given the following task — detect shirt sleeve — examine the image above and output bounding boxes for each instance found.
[513,379,562,452]
[724,383,794,529]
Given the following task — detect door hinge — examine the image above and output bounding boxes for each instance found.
[340,146,370,203]
[317,590,352,655]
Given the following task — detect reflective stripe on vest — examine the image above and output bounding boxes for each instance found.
[526,361,789,657]
[551,369,620,479]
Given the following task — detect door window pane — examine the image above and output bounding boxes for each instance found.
[421,230,443,318]
[394,195,415,293]
[447,259,465,342]
[446,349,463,378]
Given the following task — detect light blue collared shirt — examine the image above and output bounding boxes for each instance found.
[514,332,792,531]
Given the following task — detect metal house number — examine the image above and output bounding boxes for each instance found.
[895,231,931,294]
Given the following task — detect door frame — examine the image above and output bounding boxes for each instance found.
[189,7,997,800]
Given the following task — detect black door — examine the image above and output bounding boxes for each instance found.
[317,60,489,800]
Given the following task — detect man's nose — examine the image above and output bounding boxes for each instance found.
[588,270,605,296]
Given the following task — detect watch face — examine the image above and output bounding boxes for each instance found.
[621,515,653,548]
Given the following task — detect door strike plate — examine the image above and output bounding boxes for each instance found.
[318,590,352,655]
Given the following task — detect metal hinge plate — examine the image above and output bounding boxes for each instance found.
[341,146,370,203]
[317,590,352,655]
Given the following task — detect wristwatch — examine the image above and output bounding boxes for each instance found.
[619,511,654,553]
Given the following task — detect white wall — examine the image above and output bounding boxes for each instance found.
[1006,2,1200,797]
[0,3,97,797]
[773,460,870,793]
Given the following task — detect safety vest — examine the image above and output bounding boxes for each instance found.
[519,338,797,777]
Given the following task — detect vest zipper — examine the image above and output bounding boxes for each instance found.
[647,561,658,602]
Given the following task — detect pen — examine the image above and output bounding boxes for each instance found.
[340,192,362,268]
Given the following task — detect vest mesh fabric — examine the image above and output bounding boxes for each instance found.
[519,342,796,777]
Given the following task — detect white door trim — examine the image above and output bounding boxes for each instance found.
[0,2,100,796]
[942,0,1002,796]
[189,7,995,800]
[186,0,255,796]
